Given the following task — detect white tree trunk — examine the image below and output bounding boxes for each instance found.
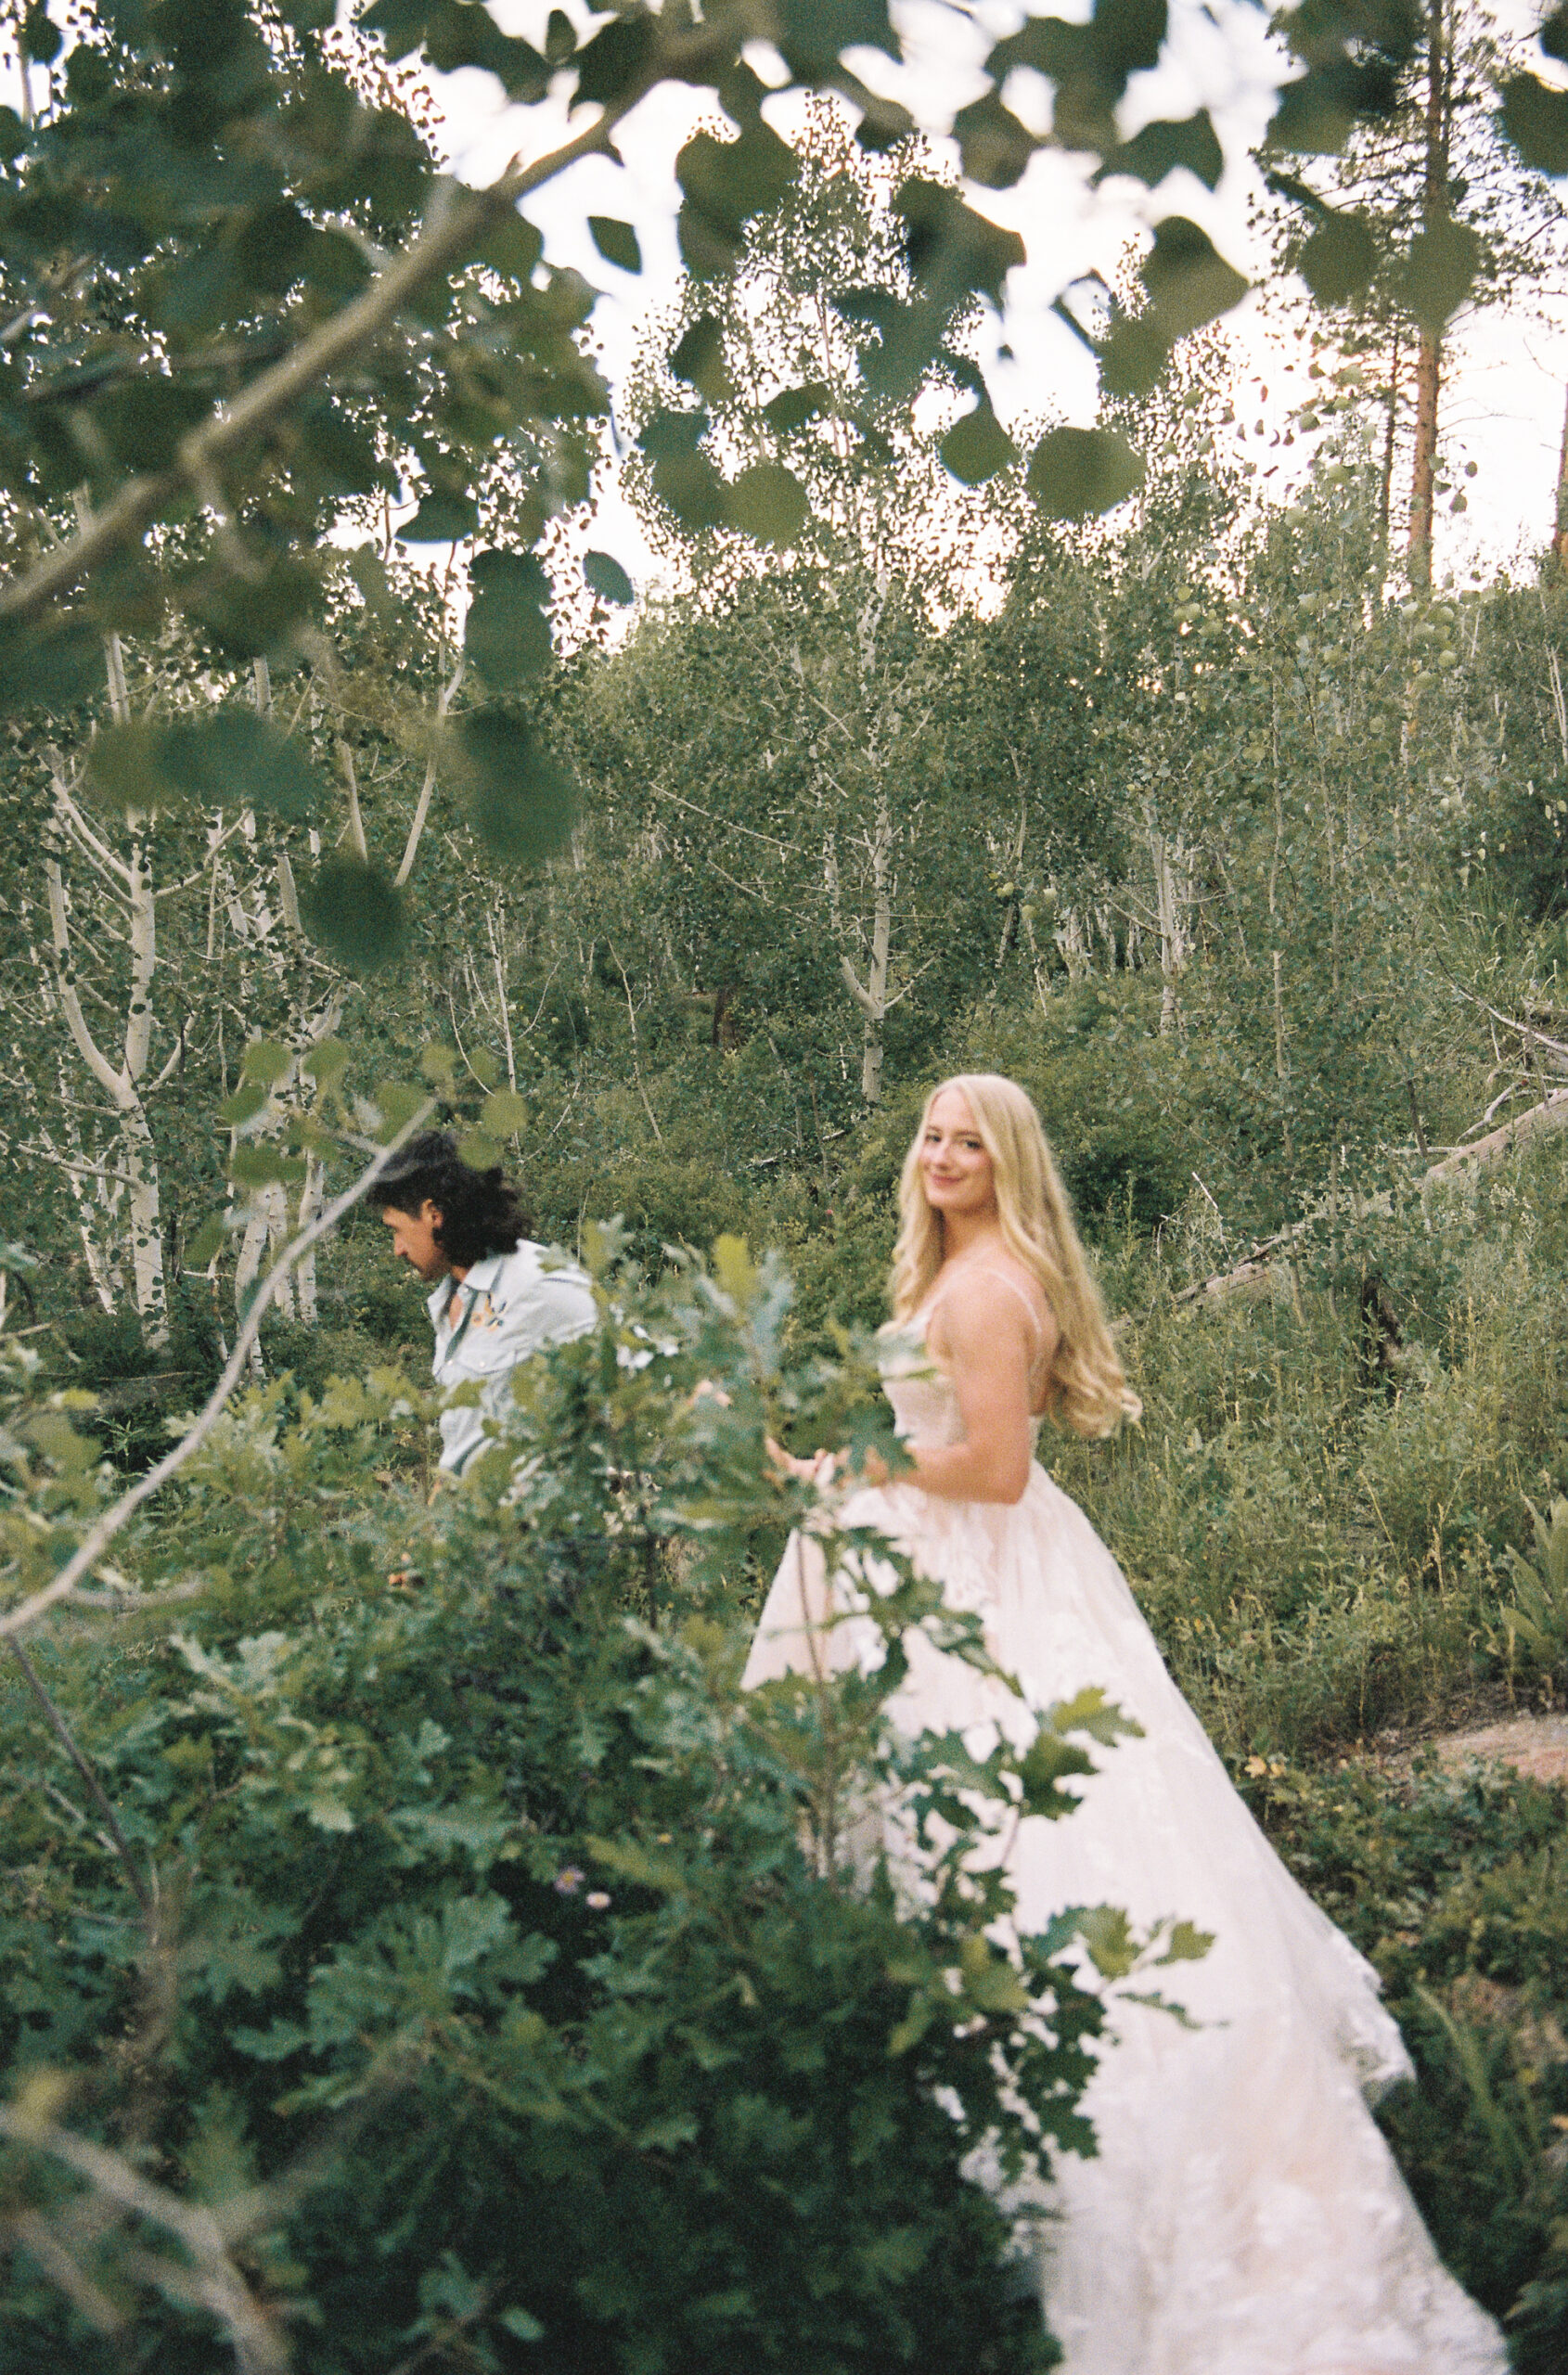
[1146,806,1194,1037]
[830,793,894,1106]
[44,796,169,1343]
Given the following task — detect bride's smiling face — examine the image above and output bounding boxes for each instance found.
[918,1088,996,1222]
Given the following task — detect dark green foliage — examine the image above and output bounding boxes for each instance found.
[0,1257,1150,2369]
[1025,426,1145,519]
[299,855,406,971]
[1245,1757,1568,2367]
[458,709,577,864]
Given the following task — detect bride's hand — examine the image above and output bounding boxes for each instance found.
[766,1436,838,1485]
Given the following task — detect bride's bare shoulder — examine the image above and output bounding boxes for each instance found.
[932,1256,1054,1352]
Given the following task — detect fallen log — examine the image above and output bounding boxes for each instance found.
[1177,1087,1568,1309]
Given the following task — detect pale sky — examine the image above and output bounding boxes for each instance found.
[419,0,1568,599]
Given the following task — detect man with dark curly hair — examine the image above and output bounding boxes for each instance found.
[379,1130,594,1477]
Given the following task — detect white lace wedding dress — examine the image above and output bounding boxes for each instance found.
[741,1304,1507,2375]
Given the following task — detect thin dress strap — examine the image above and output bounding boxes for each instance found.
[925,1265,1052,1391]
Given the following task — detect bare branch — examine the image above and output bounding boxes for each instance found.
[838,952,877,1018]
[393,652,464,888]
[45,859,127,1102]
[48,769,134,889]
[1179,1089,1568,1307]
[0,2107,289,2375]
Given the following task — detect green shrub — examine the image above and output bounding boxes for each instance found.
[0,1251,1170,2374]
[1242,1756,1568,2369]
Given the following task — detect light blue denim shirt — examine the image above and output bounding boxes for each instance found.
[426,1239,595,1474]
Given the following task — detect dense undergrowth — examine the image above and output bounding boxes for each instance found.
[1244,1759,1568,2370]
[0,1241,1206,2373]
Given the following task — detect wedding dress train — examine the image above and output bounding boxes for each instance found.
[741,1309,1507,2375]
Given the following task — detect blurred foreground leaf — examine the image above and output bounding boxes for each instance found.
[299,855,407,971]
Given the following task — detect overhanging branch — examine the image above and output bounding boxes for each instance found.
[0,16,739,628]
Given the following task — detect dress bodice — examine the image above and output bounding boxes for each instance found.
[877,1313,965,1447]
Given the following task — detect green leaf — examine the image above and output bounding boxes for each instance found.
[299,856,407,972]
[648,438,727,533]
[184,1215,227,1268]
[400,492,477,546]
[1264,56,1396,157]
[217,1080,270,1125]
[671,313,733,404]
[361,0,432,59]
[230,1145,306,1189]
[458,708,577,864]
[304,1037,349,1090]
[376,1081,428,1140]
[241,1038,293,1086]
[1076,1905,1137,1979]
[474,209,545,283]
[1140,215,1249,337]
[235,200,313,299]
[1395,214,1480,333]
[0,616,104,716]
[1500,71,1568,173]
[160,712,323,821]
[464,548,552,690]
[412,0,549,96]
[589,214,642,273]
[22,5,61,64]
[1026,426,1145,520]
[1097,315,1170,399]
[481,1088,529,1136]
[763,381,832,435]
[1047,1686,1144,1745]
[498,2309,545,2344]
[676,121,800,278]
[1154,1919,1215,1966]
[725,463,809,548]
[84,721,181,817]
[574,15,656,105]
[776,0,898,72]
[940,404,1015,486]
[94,378,212,472]
[584,551,634,606]
[1015,1729,1095,1817]
[1094,109,1223,192]
[457,1128,501,1171]
[469,1046,501,1089]
[895,178,1025,308]
[184,557,317,661]
[951,93,1035,190]
[1298,210,1377,305]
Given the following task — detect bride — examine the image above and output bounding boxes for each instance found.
[743,1072,1506,2375]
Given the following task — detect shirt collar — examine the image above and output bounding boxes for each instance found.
[426,1244,525,1329]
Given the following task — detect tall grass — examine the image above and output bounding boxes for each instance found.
[1049,1142,1568,1757]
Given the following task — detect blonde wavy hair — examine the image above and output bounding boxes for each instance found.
[890,1073,1141,1440]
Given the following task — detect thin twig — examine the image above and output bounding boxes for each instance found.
[0,1101,435,1642]
[610,941,662,1145]
[6,1637,151,1910]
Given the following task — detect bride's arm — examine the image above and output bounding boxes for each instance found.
[897,1271,1051,1504]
